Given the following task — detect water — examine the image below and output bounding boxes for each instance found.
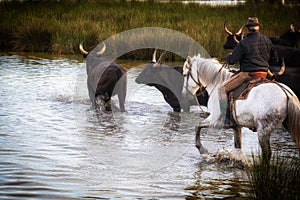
[0,53,297,199]
[134,0,246,6]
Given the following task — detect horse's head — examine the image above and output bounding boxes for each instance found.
[183,55,205,96]
[184,55,234,96]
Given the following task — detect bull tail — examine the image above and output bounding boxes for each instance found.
[286,95,300,152]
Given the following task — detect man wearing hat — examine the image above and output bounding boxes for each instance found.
[218,17,279,128]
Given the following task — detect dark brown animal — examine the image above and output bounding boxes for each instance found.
[79,43,127,112]
[270,24,300,48]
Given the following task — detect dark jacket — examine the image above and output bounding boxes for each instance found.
[226,32,279,72]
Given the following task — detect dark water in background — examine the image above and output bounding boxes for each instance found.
[0,54,297,199]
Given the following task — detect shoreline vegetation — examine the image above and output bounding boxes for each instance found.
[0,0,299,60]
[247,152,300,199]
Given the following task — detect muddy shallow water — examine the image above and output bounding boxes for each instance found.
[0,53,297,199]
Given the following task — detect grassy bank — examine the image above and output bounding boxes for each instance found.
[247,152,300,200]
[0,0,299,59]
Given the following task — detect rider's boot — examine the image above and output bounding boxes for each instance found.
[219,99,232,129]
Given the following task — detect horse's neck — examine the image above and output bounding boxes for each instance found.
[199,65,232,94]
[218,69,232,84]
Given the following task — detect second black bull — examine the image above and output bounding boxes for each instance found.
[135,53,208,112]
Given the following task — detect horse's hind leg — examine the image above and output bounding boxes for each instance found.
[257,121,274,162]
[232,126,242,149]
[258,130,271,162]
[195,126,208,154]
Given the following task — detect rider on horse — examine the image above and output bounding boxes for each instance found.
[218,17,279,128]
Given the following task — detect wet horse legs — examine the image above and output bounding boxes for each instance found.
[195,126,208,154]
[233,126,242,149]
[258,131,271,162]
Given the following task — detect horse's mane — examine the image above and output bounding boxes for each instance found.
[191,54,232,86]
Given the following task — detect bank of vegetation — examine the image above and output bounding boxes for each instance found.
[247,152,300,200]
[0,0,299,59]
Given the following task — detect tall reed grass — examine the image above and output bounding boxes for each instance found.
[247,152,300,200]
[0,0,299,59]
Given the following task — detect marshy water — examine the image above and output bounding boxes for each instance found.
[0,53,297,199]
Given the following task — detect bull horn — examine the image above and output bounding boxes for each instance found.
[79,43,88,55]
[277,58,286,75]
[236,25,244,35]
[233,34,240,44]
[290,24,295,32]
[97,43,106,55]
[152,49,157,63]
[224,21,233,35]
[267,69,274,78]
[157,51,167,64]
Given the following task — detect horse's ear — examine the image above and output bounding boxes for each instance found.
[187,56,192,65]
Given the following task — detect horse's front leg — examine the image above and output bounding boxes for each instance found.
[195,125,209,154]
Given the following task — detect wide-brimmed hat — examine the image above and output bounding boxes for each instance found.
[245,17,260,27]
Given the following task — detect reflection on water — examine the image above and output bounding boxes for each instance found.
[134,0,246,6]
[0,53,297,199]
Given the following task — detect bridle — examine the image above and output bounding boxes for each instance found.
[184,60,205,95]
[184,60,232,97]
[183,61,207,113]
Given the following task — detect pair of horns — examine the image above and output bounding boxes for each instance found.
[152,49,167,65]
[79,43,106,55]
[224,21,244,36]
[224,21,244,44]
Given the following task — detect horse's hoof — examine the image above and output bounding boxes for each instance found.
[199,112,209,118]
[199,146,209,154]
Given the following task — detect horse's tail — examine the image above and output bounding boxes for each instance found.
[286,95,300,151]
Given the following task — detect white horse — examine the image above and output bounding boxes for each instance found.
[183,54,300,161]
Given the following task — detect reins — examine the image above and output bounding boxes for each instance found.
[184,60,232,111]
[219,63,230,72]
[186,64,204,90]
[209,63,232,96]
[184,63,207,113]
[186,61,231,96]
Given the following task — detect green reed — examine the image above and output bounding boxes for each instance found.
[0,0,299,59]
[247,151,300,200]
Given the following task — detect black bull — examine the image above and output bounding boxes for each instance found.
[223,22,300,49]
[80,44,127,112]
[223,32,300,97]
[135,62,208,112]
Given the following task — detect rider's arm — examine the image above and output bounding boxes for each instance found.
[226,44,243,65]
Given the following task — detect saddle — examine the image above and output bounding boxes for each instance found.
[229,78,273,100]
[228,76,274,128]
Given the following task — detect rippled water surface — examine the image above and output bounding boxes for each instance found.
[0,54,297,199]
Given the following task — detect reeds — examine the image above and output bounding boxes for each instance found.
[247,152,300,200]
[0,0,299,59]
